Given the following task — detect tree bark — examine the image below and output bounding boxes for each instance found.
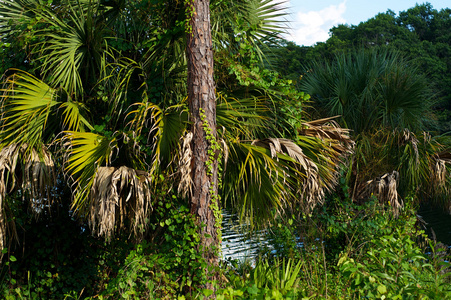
[186,0,219,295]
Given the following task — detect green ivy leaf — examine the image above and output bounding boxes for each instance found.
[247,284,259,295]
[377,284,387,294]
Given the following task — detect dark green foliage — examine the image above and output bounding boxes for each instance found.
[0,187,211,299]
[0,200,107,299]
[300,48,434,134]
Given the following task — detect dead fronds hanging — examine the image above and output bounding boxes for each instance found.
[177,132,193,198]
[0,143,56,253]
[432,158,448,191]
[251,138,325,211]
[364,171,403,216]
[399,128,419,164]
[89,166,153,240]
[430,151,451,206]
[301,116,355,157]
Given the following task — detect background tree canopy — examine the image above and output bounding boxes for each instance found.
[272,2,451,133]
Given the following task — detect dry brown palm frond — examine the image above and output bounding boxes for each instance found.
[220,137,229,171]
[296,117,355,210]
[363,171,403,216]
[432,159,447,190]
[177,131,229,199]
[0,143,56,253]
[89,166,153,239]
[177,132,193,198]
[300,116,355,156]
[251,138,324,211]
[430,150,451,198]
[399,129,419,164]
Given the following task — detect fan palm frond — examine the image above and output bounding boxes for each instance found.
[0,70,93,148]
[63,131,118,212]
[301,49,433,135]
[244,0,287,41]
[216,93,270,138]
[127,99,188,174]
[35,2,107,97]
[0,71,59,149]
[211,0,287,62]
[221,112,355,225]
[252,138,326,211]
[223,140,293,224]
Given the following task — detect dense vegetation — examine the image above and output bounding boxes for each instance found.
[0,0,450,299]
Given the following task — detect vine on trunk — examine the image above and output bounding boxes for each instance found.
[200,108,222,243]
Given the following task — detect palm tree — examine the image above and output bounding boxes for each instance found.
[301,48,451,211]
[0,0,352,275]
[300,48,434,135]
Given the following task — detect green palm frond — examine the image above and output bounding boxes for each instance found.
[223,136,340,225]
[301,49,433,135]
[60,100,94,132]
[244,0,287,42]
[35,2,107,96]
[378,63,432,131]
[216,93,269,138]
[63,131,118,212]
[221,114,354,225]
[211,0,287,61]
[223,140,291,224]
[0,70,59,149]
[101,56,145,123]
[0,0,107,97]
[141,37,188,106]
[127,98,188,174]
[0,70,93,149]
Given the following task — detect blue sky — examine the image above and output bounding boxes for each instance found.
[281,0,450,46]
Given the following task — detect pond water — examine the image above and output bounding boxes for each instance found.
[221,206,451,263]
[221,210,268,263]
[418,205,451,247]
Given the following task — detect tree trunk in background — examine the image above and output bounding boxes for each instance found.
[186,0,219,295]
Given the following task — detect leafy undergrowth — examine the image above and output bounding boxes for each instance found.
[1,198,450,299]
[217,199,451,299]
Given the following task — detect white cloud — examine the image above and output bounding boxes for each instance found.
[287,0,347,46]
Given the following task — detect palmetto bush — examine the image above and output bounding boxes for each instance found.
[301,48,451,210]
[301,48,434,135]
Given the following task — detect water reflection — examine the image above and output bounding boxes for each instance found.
[418,205,451,247]
[221,210,268,263]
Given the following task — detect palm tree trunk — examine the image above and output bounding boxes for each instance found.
[186,0,219,295]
